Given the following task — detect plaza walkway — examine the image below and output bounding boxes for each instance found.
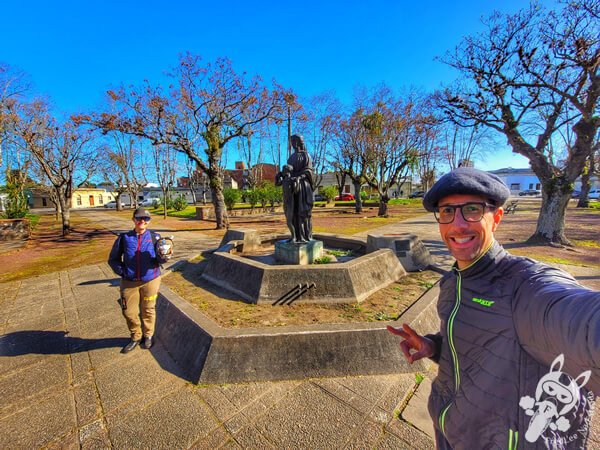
[0,210,597,448]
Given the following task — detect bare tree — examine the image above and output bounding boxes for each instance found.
[305,91,342,189]
[78,54,285,229]
[152,144,177,220]
[439,1,600,244]
[0,63,30,169]
[14,100,94,236]
[350,86,421,217]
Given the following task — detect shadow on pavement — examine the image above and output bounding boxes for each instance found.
[78,278,121,286]
[0,331,129,356]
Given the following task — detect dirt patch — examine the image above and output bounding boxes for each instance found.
[495,208,600,268]
[163,256,442,328]
[0,213,115,283]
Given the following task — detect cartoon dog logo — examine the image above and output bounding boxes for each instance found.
[520,354,591,443]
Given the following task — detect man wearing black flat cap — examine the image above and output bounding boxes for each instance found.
[108,207,168,353]
[387,167,599,449]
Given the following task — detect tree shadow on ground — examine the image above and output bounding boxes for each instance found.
[0,330,128,356]
[0,330,193,381]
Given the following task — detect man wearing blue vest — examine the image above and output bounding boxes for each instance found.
[109,207,168,353]
[388,167,599,449]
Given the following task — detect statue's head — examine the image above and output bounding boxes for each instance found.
[291,134,305,152]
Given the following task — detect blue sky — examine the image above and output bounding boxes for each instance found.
[2,0,546,170]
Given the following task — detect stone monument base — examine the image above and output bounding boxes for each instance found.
[366,233,432,272]
[274,239,323,265]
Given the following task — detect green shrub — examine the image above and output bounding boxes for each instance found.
[321,185,337,202]
[157,196,175,210]
[223,188,241,211]
[173,194,188,211]
[244,189,260,209]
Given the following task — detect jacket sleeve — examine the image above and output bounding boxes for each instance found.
[108,234,124,276]
[513,264,600,392]
[425,332,443,363]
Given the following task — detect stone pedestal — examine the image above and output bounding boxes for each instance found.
[366,233,432,272]
[219,228,262,252]
[274,240,323,265]
[195,206,213,220]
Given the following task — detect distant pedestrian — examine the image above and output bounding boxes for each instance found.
[108,207,170,353]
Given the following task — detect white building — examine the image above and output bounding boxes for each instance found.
[490,167,599,195]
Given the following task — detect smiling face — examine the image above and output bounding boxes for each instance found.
[133,216,150,234]
[437,194,504,269]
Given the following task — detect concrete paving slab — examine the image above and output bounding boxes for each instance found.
[313,377,375,413]
[344,419,385,449]
[196,385,240,422]
[106,387,220,449]
[255,382,365,449]
[0,389,76,449]
[375,373,418,413]
[94,349,184,413]
[78,419,112,450]
[73,377,102,426]
[189,425,234,449]
[385,416,435,450]
[375,431,413,449]
[0,355,71,418]
[401,376,434,438]
[45,431,80,450]
[233,425,278,449]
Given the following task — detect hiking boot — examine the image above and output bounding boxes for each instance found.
[141,336,153,349]
[121,340,140,354]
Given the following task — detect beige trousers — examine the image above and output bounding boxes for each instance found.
[120,277,161,341]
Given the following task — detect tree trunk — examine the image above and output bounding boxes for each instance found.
[527,190,571,245]
[212,186,229,229]
[577,167,591,208]
[116,193,122,212]
[162,188,168,219]
[353,180,363,213]
[378,194,389,217]
[57,192,70,237]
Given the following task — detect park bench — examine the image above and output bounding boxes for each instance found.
[505,200,518,214]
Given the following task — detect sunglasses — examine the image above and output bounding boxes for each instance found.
[134,216,151,222]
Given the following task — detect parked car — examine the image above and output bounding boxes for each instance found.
[409,190,426,198]
[589,189,600,200]
[103,201,129,209]
[314,194,326,201]
[140,198,159,207]
[334,193,355,201]
[518,189,542,196]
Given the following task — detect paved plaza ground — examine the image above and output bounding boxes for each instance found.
[1,210,598,449]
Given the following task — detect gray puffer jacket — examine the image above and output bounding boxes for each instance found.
[427,241,600,449]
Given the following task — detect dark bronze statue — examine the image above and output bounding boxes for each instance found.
[275,135,314,243]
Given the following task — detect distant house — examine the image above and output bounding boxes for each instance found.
[316,172,414,198]
[225,162,278,189]
[489,167,599,195]
[30,188,115,209]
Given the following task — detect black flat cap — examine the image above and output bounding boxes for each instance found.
[133,207,152,218]
[422,167,510,212]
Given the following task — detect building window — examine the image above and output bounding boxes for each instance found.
[76,196,82,206]
[510,183,520,191]
[42,198,47,207]
[98,195,103,205]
